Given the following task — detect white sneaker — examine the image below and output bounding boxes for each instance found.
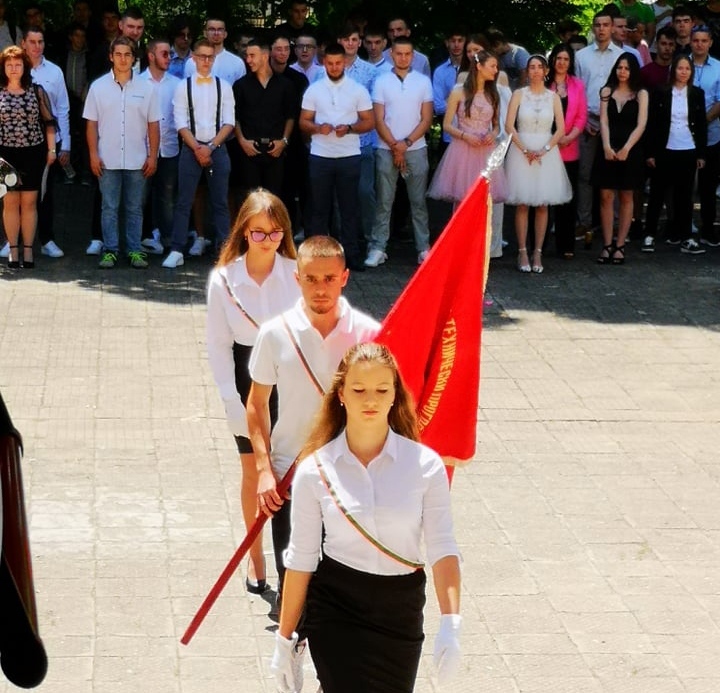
[417,249,430,264]
[86,239,104,255]
[141,229,164,255]
[364,248,387,267]
[41,240,64,258]
[0,241,9,258]
[162,250,184,268]
[188,237,205,256]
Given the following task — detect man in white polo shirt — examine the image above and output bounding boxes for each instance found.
[247,235,379,617]
[299,42,374,271]
[84,36,160,269]
[365,36,433,267]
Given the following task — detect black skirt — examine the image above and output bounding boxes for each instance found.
[0,143,46,192]
[232,343,278,453]
[305,555,426,693]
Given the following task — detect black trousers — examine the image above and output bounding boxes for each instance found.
[238,150,285,199]
[553,159,579,255]
[645,148,698,242]
[698,140,720,231]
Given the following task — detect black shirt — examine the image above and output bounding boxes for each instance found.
[233,72,295,140]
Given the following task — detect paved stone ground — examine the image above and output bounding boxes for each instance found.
[1,184,720,692]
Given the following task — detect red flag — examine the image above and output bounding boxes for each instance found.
[376,176,490,464]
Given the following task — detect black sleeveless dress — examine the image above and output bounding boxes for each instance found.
[591,94,645,191]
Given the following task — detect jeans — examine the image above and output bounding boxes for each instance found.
[170,144,231,253]
[144,154,178,241]
[98,168,146,254]
[307,153,363,262]
[370,147,430,254]
[358,144,376,242]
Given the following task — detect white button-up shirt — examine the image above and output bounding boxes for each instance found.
[206,254,300,402]
[31,56,70,150]
[173,75,235,143]
[83,70,160,170]
[184,47,246,84]
[140,68,180,157]
[249,297,379,475]
[285,429,460,575]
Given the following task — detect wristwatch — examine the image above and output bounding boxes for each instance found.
[403,137,413,147]
[282,137,289,146]
[543,144,551,152]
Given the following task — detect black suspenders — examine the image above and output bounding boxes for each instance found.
[186,77,221,140]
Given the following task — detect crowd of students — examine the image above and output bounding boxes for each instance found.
[2,1,720,273]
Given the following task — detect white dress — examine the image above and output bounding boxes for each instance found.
[504,87,572,206]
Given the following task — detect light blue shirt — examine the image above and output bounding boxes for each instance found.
[31,57,70,151]
[693,55,720,146]
[433,58,461,143]
[140,69,180,157]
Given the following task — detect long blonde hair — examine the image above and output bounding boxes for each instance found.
[300,343,419,458]
[216,188,296,266]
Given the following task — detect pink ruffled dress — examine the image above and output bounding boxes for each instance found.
[428,90,507,203]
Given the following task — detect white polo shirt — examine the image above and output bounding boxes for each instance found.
[286,429,460,575]
[206,254,300,401]
[140,69,180,157]
[184,47,246,84]
[372,69,433,151]
[301,74,372,158]
[83,70,161,170]
[249,297,379,475]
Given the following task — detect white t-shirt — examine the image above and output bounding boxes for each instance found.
[285,429,460,575]
[372,69,433,151]
[249,297,379,475]
[184,47,246,84]
[301,75,372,158]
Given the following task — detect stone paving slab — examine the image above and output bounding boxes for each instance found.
[1,195,720,691]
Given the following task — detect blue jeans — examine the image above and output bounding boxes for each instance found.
[307,154,363,262]
[358,144,376,242]
[170,144,230,253]
[98,169,146,254]
[370,147,430,254]
[144,154,178,241]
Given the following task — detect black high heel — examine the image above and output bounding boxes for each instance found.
[612,245,626,265]
[22,246,34,269]
[597,244,614,265]
[7,245,20,269]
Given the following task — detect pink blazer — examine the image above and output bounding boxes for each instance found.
[550,75,587,162]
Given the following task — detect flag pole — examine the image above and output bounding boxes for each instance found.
[180,461,298,646]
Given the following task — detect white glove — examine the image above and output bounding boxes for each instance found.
[223,396,248,437]
[270,631,304,693]
[433,614,462,686]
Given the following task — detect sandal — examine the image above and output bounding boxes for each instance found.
[597,244,614,265]
[7,245,19,269]
[517,248,531,273]
[532,249,543,274]
[612,245,625,265]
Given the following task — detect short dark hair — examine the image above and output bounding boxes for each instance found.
[391,35,413,49]
[324,41,345,57]
[247,37,269,52]
[672,5,693,20]
[66,21,87,37]
[337,22,360,40]
[168,14,191,39]
[485,27,506,46]
[656,25,678,42]
[120,5,143,21]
